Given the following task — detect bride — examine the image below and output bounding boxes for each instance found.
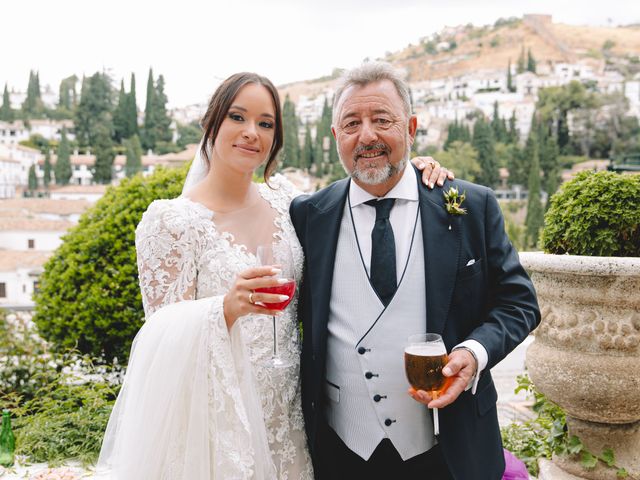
[97,72,452,479]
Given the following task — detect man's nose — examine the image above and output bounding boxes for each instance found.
[359,120,378,144]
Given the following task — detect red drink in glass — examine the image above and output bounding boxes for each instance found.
[255,280,296,311]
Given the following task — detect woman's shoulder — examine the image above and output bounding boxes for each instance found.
[138,197,208,236]
[261,174,302,202]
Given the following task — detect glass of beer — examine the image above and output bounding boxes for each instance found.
[404,333,451,435]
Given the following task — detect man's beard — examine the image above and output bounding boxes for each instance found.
[346,141,409,185]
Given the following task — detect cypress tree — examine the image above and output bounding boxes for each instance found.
[301,124,313,170]
[491,101,508,143]
[57,75,78,114]
[508,110,519,144]
[142,68,156,151]
[125,134,143,177]
[517,46,526,74]
[525,141,544,248]
[43,149,52,188]
[282,94,300,168]
[126,73,139,138]
[472,117,499,188]
[22,70,45,118]
[113,80,129,143]
[28,164,38,191]
[55,128,72,185]
[92,118,115,184]
[0,83,14,122]
[74,72,114,149]
[507,59,515,93]
[527,48,537,73]
[154,75,172,144]
[444,119,459,150]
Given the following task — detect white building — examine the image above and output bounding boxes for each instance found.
[0,218,74,251]
[0,121,30,145]
[48,184,107,202]
[0,251,51,309]
[0,157,22,198]
[28,119,75,141]
[0,144,42,197]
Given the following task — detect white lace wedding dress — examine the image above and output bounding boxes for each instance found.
[98,176,313,480]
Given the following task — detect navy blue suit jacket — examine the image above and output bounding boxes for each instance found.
[289,167,540,480]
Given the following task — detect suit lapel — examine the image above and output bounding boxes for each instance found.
[415,168,461,335]
[306,179,350,353]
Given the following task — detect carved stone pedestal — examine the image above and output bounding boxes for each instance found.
[519,253,640,480]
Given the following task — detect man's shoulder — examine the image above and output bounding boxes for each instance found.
[290,177,350,211]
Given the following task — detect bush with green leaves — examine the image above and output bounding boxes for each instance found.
[541,171,640,256]
[33,165,188,364]
[502,375,628,478]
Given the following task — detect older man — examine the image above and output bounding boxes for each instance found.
[290,62,539,480]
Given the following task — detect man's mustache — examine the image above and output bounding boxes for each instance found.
[353,143,390,162]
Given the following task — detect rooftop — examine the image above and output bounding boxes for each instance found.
[0,250,51,271]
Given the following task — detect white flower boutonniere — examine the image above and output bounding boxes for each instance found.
[443,187,467,216]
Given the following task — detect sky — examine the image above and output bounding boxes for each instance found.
[2,0,639,108]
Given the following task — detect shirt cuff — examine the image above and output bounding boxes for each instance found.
[453,339,488,395]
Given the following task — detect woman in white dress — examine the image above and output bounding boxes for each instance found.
[98,72,452,479]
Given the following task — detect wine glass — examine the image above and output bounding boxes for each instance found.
[255,243,296,368]
[404,333,452,435]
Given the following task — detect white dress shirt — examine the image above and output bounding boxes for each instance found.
[348,164,487,393]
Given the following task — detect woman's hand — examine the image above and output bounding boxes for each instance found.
[223,266,290,329]
[411,156,455,189]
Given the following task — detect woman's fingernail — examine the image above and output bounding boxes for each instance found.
[278,295,290,301]
[438,180,443,186]
[271,268,282,275]
[277,278,290,284]
[429,183,434,189]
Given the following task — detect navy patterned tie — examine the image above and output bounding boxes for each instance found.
[365,198,397,306]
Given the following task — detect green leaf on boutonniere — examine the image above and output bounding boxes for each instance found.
[443,186,467,215]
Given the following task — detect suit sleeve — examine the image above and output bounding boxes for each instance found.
[467,189,541,370]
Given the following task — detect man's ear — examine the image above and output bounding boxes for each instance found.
[408,115,417,145]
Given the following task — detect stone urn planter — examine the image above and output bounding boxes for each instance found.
[520,252,640,479]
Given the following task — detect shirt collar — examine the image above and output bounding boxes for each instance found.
[349,162,418,208]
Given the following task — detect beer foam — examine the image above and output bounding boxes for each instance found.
[404,344,447,356]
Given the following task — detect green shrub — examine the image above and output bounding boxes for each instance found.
[541,171,640,256]
[33,165,188,364]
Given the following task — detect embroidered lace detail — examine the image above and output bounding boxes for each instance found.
[134,177,312,479]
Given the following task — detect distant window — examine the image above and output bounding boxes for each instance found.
[0,283,6,298]
[33,281,40,295]
[23,284,26,293]
[28,239,35,249]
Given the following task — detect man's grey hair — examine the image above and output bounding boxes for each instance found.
[332,62,412,123]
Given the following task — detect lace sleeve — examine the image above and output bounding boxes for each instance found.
[268,173,305,201]
[135,200,203,317]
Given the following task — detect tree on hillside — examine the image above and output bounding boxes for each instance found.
[55,129,72,185]
[28,164,38,192]
[154,75,173,145]
[491,101,508,143]
[438,141,481,182]
[57,75,78,116]
[508,110,519,144]
[92,117,115,184]
[43,149,52,188]
[113,80,129,143]
[125,134,143,177]
[301,124,313,170]
[177,122,202,149]
[507,59,515,93]
[0,84,14,122]
[525,141,544,248]
[472,117,499,188]
[282,94,300,168]
[517,46,526,74]
[75,72,114,149]
[22,70,45,118]
[527,48,537,73]
[142,68,156,151]
[126,74,139,138]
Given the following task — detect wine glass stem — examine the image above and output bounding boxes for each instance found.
[272,316,277,358]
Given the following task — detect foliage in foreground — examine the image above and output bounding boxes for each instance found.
[501,375,628,478]
[541,171,640,256]
[2,354,117,466]
[33,165,188,364]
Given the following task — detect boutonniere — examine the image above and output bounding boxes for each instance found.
[443,187,467,216]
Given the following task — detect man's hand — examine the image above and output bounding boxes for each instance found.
[408,348,477,408]
[410,156,455,189]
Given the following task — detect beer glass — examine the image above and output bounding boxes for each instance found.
[255,243,296,368]
[404,333,451,435]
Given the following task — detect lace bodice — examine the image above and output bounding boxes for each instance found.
[134,175,312,479]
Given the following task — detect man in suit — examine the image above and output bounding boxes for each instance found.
[289,62,540,480]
